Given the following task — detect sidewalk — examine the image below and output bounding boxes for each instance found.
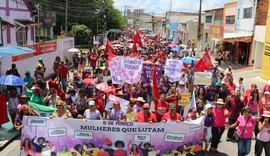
[0,111,20,151]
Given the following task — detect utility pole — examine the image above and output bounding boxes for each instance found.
[197,0,202,41]
[152,12,155,33]
[124,6,127,27]
[65,0,68,34]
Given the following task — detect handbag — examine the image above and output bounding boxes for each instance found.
[234,116,250,141]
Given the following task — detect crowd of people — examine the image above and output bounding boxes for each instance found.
[0,32,270,156]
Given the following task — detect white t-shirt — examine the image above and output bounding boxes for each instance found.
[236,82,245,94]
[83,109,101,120]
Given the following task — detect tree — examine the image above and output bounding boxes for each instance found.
[69,24,92,45]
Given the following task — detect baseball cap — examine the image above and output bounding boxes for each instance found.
[143,103,150,109]
[20,105,29,110]
[88,101,95,106]
[114,100,120,105]
[264,91,270,95]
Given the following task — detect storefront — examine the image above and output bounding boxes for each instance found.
[222,33,253,65]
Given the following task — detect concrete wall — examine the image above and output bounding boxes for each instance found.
[236,0,256,33]
[0,37,74,78]
[224,1,237,32]
[0,0,34,46]
[252,25,266,69]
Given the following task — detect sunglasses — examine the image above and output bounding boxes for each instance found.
[244,111,250,113]
[143,108,150,110]
[56,105,62,107]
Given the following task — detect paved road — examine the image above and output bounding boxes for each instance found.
[0,65,267,156]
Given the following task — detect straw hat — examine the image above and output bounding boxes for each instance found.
[262,111,270,118]
[31,85,41,90]
[116,91,124,96]
[136,97,145,103]
[214,98,225,105]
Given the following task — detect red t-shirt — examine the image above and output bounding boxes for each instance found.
[56,89,65,100]
[226,82,236,94]
[48,80,57,89]
[161,112,182,121]
[135,111,157,123]
[58,65,68,78]
[154,99,169,120]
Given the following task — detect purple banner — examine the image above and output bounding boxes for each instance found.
[141,63,163,87]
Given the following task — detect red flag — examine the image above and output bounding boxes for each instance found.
[107,52,118,61]
[152,64,159,99]
[157,33,161,41]
[133,32,143,48]
[132,42,138,52]
[195,51,214,71]
[106,38,114,53]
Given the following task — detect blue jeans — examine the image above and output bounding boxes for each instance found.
[238,138,252,156]
[61,78,67,92]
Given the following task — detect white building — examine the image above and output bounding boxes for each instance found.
[0,0,37,46]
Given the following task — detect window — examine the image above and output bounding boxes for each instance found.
[226,16,235,24]
[16,27,27,46]
[237,9,240,19]
[205,15,212,23]
[243,7,252,18]
[205,33,208,43]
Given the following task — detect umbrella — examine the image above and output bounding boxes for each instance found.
[0,75,25,86]
[98,45,106,50]
[67,48,80,53]
[168,43,178,47]
[182,56,197,64]
[171,47,180,52]
[112,44,124,48]
[83,78,97,87]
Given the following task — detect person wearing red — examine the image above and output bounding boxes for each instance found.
[90,52,98,69]
[152,92,169,122]
[58,61,69,92]
[161,104,183,122]
[0,94,9,127]
[48,74,58,89]
[56,84,66,100]
[166,86,181,113]
[226,77,236,95]
[134,103,157,123]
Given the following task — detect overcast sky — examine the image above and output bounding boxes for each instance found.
[113,0,228,15]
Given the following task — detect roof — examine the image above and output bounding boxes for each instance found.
[1,19,15,27]
[0,46,36,58]
[203,7,224,12]
[14,19,37,26]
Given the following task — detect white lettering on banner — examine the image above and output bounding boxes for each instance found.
[164,59,183,82]
[194,72,212,86]
[121,58,143,84]
[74,131,93,140]
[26,118,47,127]
[48,127,67,137]
[164,133,185,142]
[133,134,151,142]
[190,124,202,131]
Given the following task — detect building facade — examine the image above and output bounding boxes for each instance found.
[252,0,269,69]
[0,0,37,46]
[165,12,205,44]
[202,8,224,51]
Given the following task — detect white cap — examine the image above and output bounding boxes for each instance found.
[203,103,213,111]
[88,101,95,106]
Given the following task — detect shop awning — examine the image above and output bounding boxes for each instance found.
[0,46,36,58]
[14,19,37,27]
[223,32,253,42]
[210,37,221,41]
[1,19,15,28]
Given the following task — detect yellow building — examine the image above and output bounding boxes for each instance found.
[260,2,270,80]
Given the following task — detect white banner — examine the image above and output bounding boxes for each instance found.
[120,57,143,84]
[164,59,183,82]
[194,72,212,86]
[109,59,123,84]
[105,94,130,112]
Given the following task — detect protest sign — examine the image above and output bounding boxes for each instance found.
[21,116,205,155]
[141,63,163,87]
[194,72,212,86]
[178,93,191,106]
[164,59,183,82]
[121,58,143,84]
[109,59,123,84]
[105,94,130,112]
